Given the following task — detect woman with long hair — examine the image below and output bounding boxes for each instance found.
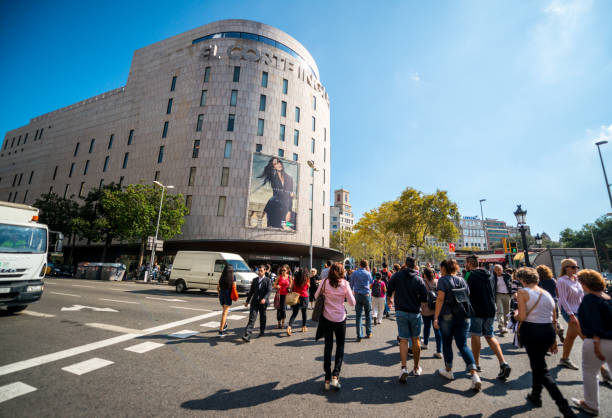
[287,268,309,335]
[258,157,294,229]
[557,258,584,370]
[515,267,574,417]
[315,262,356,390]
[217,265,235,337]
[274,264,292,329]
[421,267,442,358]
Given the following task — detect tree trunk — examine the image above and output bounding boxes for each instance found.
[68,233,75,266]
[101,233,112,263]
[137,238,145,269]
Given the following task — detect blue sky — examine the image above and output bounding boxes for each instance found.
[1,0,611,240]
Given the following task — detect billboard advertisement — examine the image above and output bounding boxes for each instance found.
[247,153,299,231]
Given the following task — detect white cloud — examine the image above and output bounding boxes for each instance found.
[593,124,612,143]
[410,72,421,82]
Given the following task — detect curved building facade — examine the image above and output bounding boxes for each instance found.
[0,19,338,266]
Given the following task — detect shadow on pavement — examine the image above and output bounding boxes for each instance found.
[121,288,216,299]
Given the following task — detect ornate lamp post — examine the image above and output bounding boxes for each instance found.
[535,233,542,247]
[513,204,530,267]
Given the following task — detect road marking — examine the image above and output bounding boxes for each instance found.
[201,321,220,328]
[100,298,140,305]
[124,342,164,354]
[146,297,186,303]
[85,323,143,334]
[168,330,199,339]
[227,315,246,320]
[61,305,118,312]
[44,282,57,285]
[170,306,211,312]
[0,308,245,377]
[72,285,95,289]
[20,311,55,318]
[50,292,81,297]
[61,358,114,375]
[0,382,37,404]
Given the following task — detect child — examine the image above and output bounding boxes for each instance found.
[371,273,387,324]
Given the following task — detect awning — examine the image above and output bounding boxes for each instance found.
[476,254,507,262]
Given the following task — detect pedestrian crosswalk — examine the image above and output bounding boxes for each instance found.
[61,358,114,375]
[124,342,164,354]
[0,382,36,403]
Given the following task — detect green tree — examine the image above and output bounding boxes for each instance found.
[421,245,446,265]
[330,229,352,256]
[33,192,80,264]
[560,216,611,271]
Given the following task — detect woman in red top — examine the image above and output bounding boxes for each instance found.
[287,268,310,335]
[274,264,292,329]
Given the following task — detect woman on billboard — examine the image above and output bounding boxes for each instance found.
[258,157,294,230]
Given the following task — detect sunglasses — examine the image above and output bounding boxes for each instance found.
[567,266,578,269]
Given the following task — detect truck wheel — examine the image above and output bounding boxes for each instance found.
[7,305,27,313]
[175,280,187,293]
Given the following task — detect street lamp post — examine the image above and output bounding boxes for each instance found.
[307,160,318,271]
[513,204,531,267]
[595,141,612,210]
[479,199,488,250]
[535,233,542,247]
[148,181,174,282]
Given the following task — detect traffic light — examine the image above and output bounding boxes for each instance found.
[510,242,518,253]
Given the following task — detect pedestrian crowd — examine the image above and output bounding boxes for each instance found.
[216,256,610,417]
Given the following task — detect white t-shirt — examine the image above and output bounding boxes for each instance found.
[496,275,509,294]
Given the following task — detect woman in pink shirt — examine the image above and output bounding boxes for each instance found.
[315,262,356,391]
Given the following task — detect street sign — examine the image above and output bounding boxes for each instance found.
[146,240,163,251]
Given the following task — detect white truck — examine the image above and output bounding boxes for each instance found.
[0,201,61,313]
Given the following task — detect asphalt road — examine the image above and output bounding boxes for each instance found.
[0,277,609,417]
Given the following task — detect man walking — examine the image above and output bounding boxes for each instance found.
[493,264,513,335]
[387,256,428,381]
[320,260,332,281]
[349,259,374,342]
[242,265,273,342]
[465,255,512,380]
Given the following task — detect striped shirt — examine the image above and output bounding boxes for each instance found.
[557,275,584,315]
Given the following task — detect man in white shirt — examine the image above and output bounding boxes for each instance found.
[493,264,513,335]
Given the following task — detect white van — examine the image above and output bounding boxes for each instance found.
[168,251,256,294]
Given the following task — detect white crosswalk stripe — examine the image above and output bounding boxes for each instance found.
[226,315,246,320]
[61,358,114,375]
[201,321,220,328]
[0,382,36,404]
[168,330,198,339]
[124,342,164,354]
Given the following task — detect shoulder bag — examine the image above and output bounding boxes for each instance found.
[230,282,239,301]
[285,284,300,306]
[516,291,543,348]
[312,279,326,322]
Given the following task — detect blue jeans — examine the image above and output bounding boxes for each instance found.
[354,293,372,338]
[384,294,390,314]
[422,314,442,352]
[438,314,477,371]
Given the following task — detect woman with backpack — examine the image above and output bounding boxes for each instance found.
[433,259,482,391]
[421,267,442,358]
[287,268,310,335]
[371,272,387,324]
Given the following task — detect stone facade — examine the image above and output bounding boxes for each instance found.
[0,19,334,262]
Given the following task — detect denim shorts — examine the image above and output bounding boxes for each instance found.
[469,316,494,337]
[560,307,573,322]
[396,311,422,339]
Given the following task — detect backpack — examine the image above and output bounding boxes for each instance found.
[372,280,381,298]
[425,279,437,310]
[448,276,474,319]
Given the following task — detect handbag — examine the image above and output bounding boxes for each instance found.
[230,283,239,302]
[312,280,326,322]
[273,291,280,309]
[285,291,300,306]
[517,292,543,348]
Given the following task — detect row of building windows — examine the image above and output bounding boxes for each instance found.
[3,127,46,152]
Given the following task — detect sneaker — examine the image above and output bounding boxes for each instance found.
[600,366,612,383]
[570,398,597,416]
[218,331,225,337]
[241,335,250,343]
[408,348,413,356]
[559,358,579,370]
[356,337,362,343]
[476,365,482,372]
[437,368,454,380]
[324,381,330,391]
[498,363,512,380]
[223,323,228,331]
[526,392,542,408]
[411,366,423,376]
[422,344,428,350]
[399,367,409,383]
[434,352,443,359]
[560,405,577,418]
[470,374,482,391]
[256,333,265,338]
[366,333,373,339]
[330,377,341,391]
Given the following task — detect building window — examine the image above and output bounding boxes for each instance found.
[204,66,211,82]
[255,143,262,152]
[12,174,17,187]
[259,95,266,111]
[196,114,204,132]
[281,101,287,117]
[154,171,160,181]
[108,134,114,149]
[23,133,28,144]
[230,90,238,106]
[162,121,169,138]
[322,214,325,229]
[63,184,69,198]
[84,160,90,175]
[217,196,226,216]
[224,141,232,159]
[89,138,95,153]
[257,119,264,136]
[69,163,75,178]
[79,182,85,198]
[295,107,300,122]
[227,114,235,131]
[312,116,316,131]
[188,167,196,186]
[74,142,80,157]
[278,148,284,158]
[279,124,286,141]
[17,136,20,146]
[261,71,268,87]
[221,167,229,186]
[53,166,58,180]
[122,152,129,169]
[128,129,134,145]
[166,98,173,114]
[309,184,313,201]
[192,140,200,158]
[324,128,327,142]
[323,168,326,184]
[7,192,11,202]
[119,176,124,187]
[39,128,44,139]
[324,148,326,162]
[294,130,299,146]
[157,146,164,163]
[310,167,314,177]
[233,66,240,82]
[313,95,317,110]
[322,190,325,205]
[170,76,177,91]
[28,171,34,185]
[49,186,53,194]
[185,195,192,214]
[99,179,104,189]
[13,192,18,202]
[293,153,298,161]
[103,156,110,172]
[200,90,207,106]
[311,138,315,153]
[282,78,288,94]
